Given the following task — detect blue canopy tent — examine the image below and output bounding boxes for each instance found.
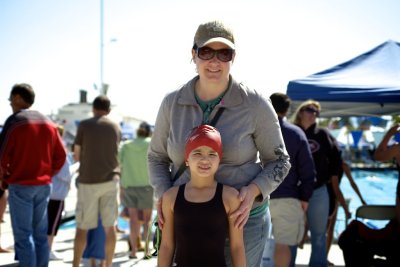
[287,40,400,117]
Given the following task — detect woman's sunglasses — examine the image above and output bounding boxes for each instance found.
[302,107,320,117]
[196,46,235,62]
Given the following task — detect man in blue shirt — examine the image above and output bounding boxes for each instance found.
[265,93,316,267]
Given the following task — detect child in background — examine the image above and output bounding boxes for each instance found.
[83,217,106,267]
[158,125,245,267]
[47,125,73,260]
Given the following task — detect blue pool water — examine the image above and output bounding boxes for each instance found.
[335,168,398,237]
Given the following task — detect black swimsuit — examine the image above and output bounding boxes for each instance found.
[174,182,228,267]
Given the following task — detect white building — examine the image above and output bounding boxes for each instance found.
[55,90,143,148]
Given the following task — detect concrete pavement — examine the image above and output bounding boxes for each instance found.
[0,205,345,267]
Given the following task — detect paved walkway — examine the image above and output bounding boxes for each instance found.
[0,208,345,267]
[0,190,345,267]
[0,206,159,267]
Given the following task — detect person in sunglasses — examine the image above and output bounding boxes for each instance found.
[291,100,342,267]
[148,20,291,267]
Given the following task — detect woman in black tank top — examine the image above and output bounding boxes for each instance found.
[338,123,400,267]
[374,123,400,221]
[157,125,245,267]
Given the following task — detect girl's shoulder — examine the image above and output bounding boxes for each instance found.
[163,185,180,203]
[222,184,239,197]
[222,184,240,213]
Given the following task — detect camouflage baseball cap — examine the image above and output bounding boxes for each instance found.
[193,20,235,49]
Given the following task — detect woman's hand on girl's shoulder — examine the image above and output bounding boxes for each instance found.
[223,186,241,220]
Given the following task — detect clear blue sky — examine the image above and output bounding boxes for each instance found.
[1,0,400,124]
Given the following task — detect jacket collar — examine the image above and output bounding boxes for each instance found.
[177,75,243,108]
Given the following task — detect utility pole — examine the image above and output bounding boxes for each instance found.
[100,0,105,95]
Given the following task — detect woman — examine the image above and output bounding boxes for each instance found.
[374,123,400,224]
[338,123,400,266]
[47,125,73,261]
[291,100,341,267]
[148,20,290,267]
[119,122,153,259]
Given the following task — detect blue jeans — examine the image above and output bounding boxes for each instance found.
[289,245,297,267]
[260,208,274,267]
[307,185,329,267]
[225,207,270,267]
[8,184,51,267]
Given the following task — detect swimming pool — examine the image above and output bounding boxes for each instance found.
[335,168,398,236]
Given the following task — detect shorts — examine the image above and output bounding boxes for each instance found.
[47,199,64,235]
[122,186,154,209]
[269,198,305,246]
[76,180,119,230]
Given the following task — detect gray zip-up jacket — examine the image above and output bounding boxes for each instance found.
[148,75,291,209]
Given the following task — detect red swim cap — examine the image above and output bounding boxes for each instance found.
[184,124,222,161]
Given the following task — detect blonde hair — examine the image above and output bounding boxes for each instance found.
[56,125,64,136]
[290,99,321,125]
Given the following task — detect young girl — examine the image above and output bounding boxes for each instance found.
[158,125,245,267]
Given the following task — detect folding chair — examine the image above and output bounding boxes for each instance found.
[351,205,398,265]
[355,205,396,221]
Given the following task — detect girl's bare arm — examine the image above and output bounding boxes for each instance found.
[224,186,246,267]
[158,188,177,267]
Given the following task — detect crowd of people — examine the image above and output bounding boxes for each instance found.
[0,20,399,267]
[0,86,154,267]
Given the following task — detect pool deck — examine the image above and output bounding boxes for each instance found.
[0,206,345,267]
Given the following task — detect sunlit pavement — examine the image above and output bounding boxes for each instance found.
[0,207,344,267]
